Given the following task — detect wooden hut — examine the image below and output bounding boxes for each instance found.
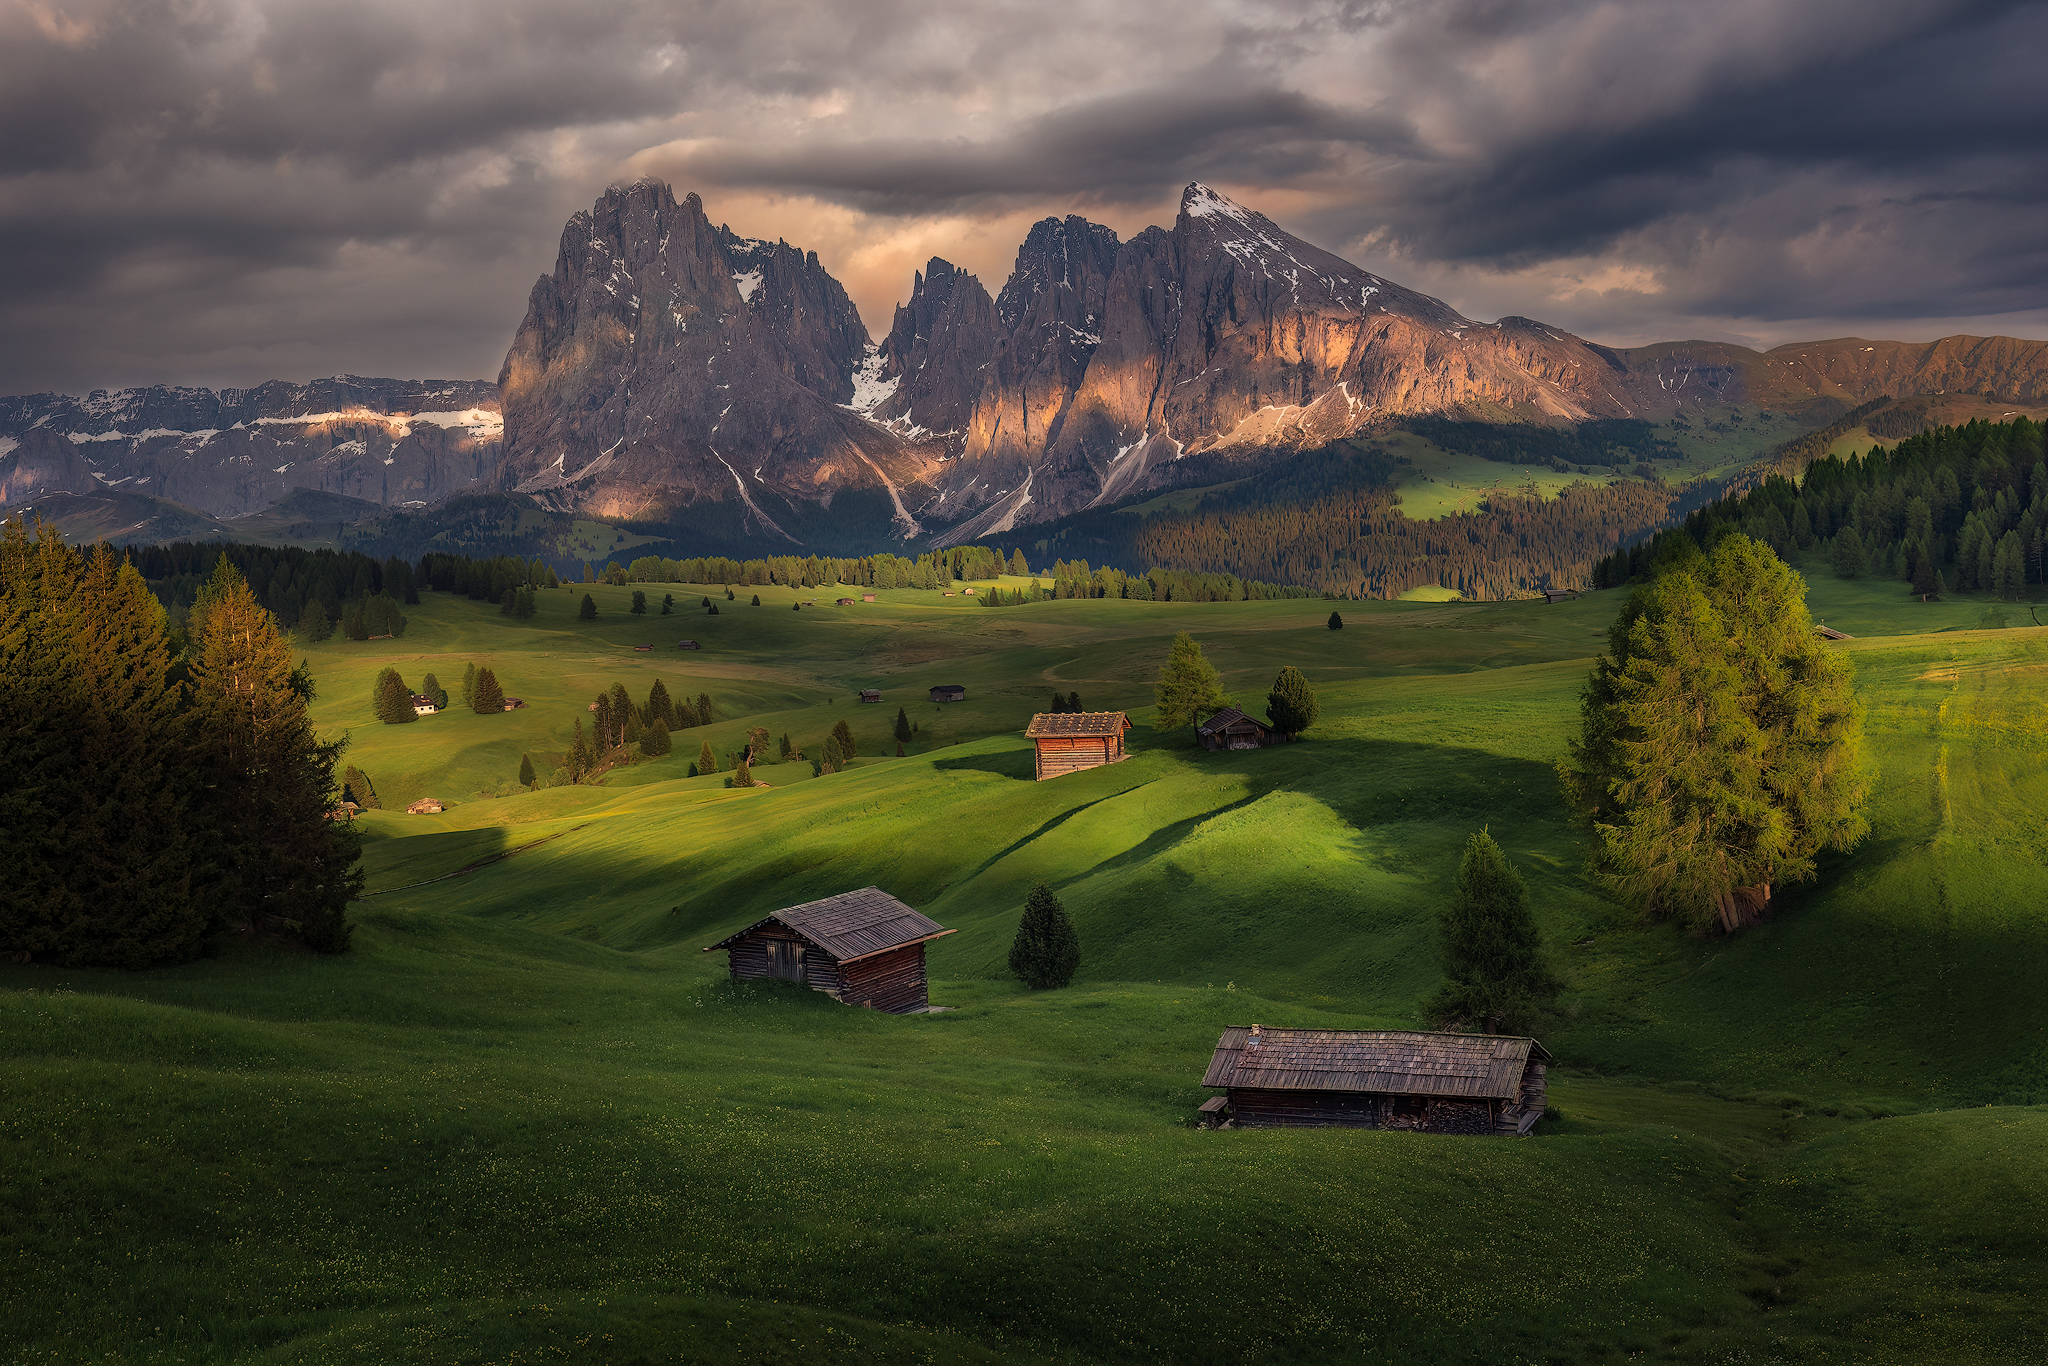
[929,684,966,703]
[406,797,445,815]
[859,688,883,704]
[836,597,856,606]
[1024,712,1131,781]
[862,593,877,602]
[677,639,701,650]
[1541,588,1582,604]
[1816,623,1854,640]
[703,887,954,1013]
[1200,1027,1549,1135]
[1196,706,1275,751]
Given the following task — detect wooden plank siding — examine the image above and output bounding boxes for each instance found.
[705,887,951,1015]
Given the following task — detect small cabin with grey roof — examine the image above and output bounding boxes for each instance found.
[703,887,953,1014]
[1200,1026,1549,1135]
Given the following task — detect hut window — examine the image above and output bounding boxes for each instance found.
[765,940,804,980]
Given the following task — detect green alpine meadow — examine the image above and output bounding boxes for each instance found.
[7,513,2048,1363]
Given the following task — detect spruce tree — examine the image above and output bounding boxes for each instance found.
[374,667,417,724]
[893,706,912,744]
[1830,527,1867,579]
[519,753,537,789]
[1562,533,1869,932]
[420,672,442,708]
[696,692,715,724]
[472,667,505,714]
[832,718,857,759]
[570,718,593,780]
[1066,691,1082,712]
[661,593,674,615]
[579,593,597,620]
[1327,610,1344,630]
[731,761,755,787]
[1265,666,1319,739]
[188,556,359,953]
[780,732,795,761]
[1008,882,1080,989]
[698,740,717,774]
[751,594,761,606]
[1153,631,1227,731]
[641,719,671,757]
[1422,831,1559,1034]
[461,661,478,707]
[343,765,380,808]
[647,677,675,729]
[821,735,844,773]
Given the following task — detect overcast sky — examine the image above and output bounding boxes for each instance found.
[3,0,2043,396]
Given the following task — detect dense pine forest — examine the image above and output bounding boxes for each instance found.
[1594,416,2048,594]
[1026,439,1678,599]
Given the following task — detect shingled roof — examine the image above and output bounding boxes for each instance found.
[702,887,952,963]
[1024,711,1131,738]
[1197,706,1271,736]
[1202,1028,1549,1101]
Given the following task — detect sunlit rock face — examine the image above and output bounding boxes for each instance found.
[914,183,1690,540]
[497,180,940,540]
[0,377,501,519]
[490,180,2048,548]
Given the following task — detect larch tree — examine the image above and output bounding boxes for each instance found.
[0,527,210,967]
[1008,882,1080,989]
[832,718,857,759]
[698,740,718,774]
[1422,830,1559,1034]
[1561,533,1869,933]
[1153,631,1228,732]
[188,556,360,953]
[1265,666,1319,740]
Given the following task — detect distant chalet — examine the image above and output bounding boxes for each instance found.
[677,639,701,650]
[1541,588,1582,604]
[1024,711,1131,780]
[1201,1027,1550,1136]
[704,887,954,1014]
[1196,705,1274,751]
[406,798,444,815]
[859,688,882,703]
[929,684,966,703]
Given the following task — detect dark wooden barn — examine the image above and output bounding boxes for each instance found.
[929,684,966,703]
[1196,706,1275,751]
[1024,711,1131,780]
[703,887,954,1014]
[1200,1026,1549,1135]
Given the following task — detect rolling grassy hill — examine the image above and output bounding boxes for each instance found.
[5,566,2047,1363]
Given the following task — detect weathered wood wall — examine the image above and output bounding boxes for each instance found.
[1034,736,1117,780]
[838,943,930,1014]
[1228,1089,1506,1135]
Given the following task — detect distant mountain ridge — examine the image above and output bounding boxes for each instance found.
[8,180,2048,561]
[0,376,501,542]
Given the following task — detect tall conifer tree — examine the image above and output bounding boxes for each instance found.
[188,556,359,952]
[1562,534,1868,932]
[1008,883,1080,989]
[1423,831,1559,1034]
[1153,631,1227,731]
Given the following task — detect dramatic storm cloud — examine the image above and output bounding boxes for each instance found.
[2,0,2042,394]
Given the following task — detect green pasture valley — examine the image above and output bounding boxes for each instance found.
[7,568,2048,1363]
